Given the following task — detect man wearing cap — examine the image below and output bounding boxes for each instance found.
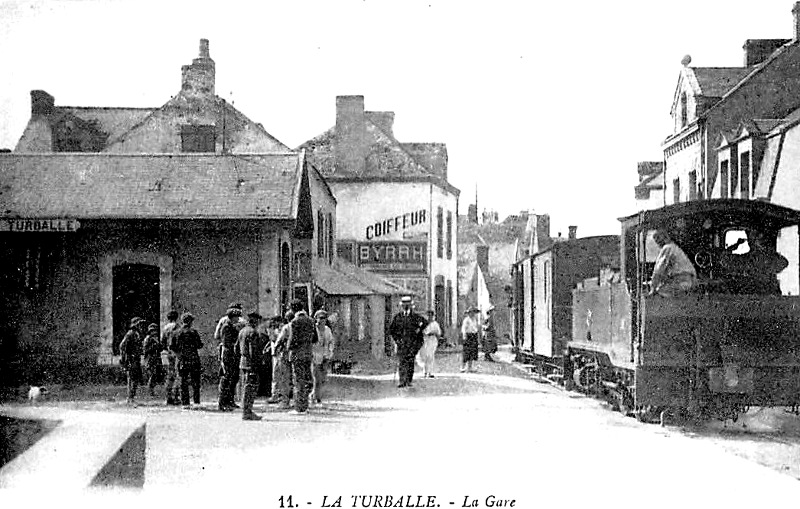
[236,311,265,420]
[162,310,180,405]
[311,309,335,404]
[171,312,204,408]
[119,317,145,406]
[389,296,427,388]
[461,307,481,372]
[286,299,315,413]
[217,306,244,411]
[143,323,163,397]
[268,311,294,408]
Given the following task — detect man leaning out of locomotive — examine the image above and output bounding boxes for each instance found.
[648,229,697,297]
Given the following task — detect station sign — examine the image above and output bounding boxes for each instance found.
[356,241,426,273]
[1,218,81,232]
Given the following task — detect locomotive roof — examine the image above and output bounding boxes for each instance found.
[619,199,800,232]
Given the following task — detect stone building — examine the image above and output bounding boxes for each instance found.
[0,40,342,384]
[299,96,459,334]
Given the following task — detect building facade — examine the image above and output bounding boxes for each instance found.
[0,40,341,384]
[660,4,800,206]
[299,96,460,333]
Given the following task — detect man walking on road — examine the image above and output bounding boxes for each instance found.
[389,296,427,388]
[237,311,265,421]
[286,299,315,413]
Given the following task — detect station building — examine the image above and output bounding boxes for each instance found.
[299,96,460,335]
[0,40,394,383]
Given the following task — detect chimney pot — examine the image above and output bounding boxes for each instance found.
[181,39,215,96]
[568,225,578,240]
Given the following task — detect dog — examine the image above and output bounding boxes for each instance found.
[27,386,48,403]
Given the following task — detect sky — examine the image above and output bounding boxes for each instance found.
[0,0,796,237]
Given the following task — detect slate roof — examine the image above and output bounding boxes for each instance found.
[314,259,409,296]
[692,68,753,98]
[0,153,303,219]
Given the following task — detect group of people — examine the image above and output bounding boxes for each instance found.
[388,295,497,386]
[119,298,335,421]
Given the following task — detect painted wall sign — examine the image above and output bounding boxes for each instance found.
[1,218,81,232]
[365,209,427,240]
[357,241,426,273]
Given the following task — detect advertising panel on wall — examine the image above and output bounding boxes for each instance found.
[339,241,427,274]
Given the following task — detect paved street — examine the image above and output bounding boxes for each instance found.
[2,350,800,508]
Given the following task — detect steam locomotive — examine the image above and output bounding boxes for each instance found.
[511,199,800,422]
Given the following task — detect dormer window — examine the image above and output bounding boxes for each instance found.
[181,124,216,152]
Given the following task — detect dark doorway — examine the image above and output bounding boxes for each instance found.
[113,264,159,355]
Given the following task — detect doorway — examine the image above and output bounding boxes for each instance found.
[112,264,159,355]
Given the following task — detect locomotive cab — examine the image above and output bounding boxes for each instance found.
[621,199,800,420]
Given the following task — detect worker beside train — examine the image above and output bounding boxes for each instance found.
[647,229,697,298]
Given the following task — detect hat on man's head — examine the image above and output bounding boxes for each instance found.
[468,307,480,314]
[167,310,179,320]
[426,309,435,315]
[130,317,143,327]
[247,311,262,321]
[228,302,243,310]
[181,312,195,324]
[148,323,159,332]
[401,296,412,304]
[227,307,242,317]
[314,309,328,320]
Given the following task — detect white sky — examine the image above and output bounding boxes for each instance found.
[0,0,795,237]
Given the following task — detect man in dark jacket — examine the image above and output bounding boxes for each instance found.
[389,296,427,388]
[171,312,204,408]
[286,299,315,413]
[217,307,242,411]
[236,311,265,421]
[120,317,145,405]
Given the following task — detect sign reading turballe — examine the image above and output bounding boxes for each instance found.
[1,219,81,232]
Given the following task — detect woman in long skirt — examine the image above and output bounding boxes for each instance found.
[416,310,442,377]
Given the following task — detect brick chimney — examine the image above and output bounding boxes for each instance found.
[335,95,367,175]
[568,225,578,240]
[794,2,800,41]
[181,38,215,96]
[743,39,789,66]
[31,90,54,115]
